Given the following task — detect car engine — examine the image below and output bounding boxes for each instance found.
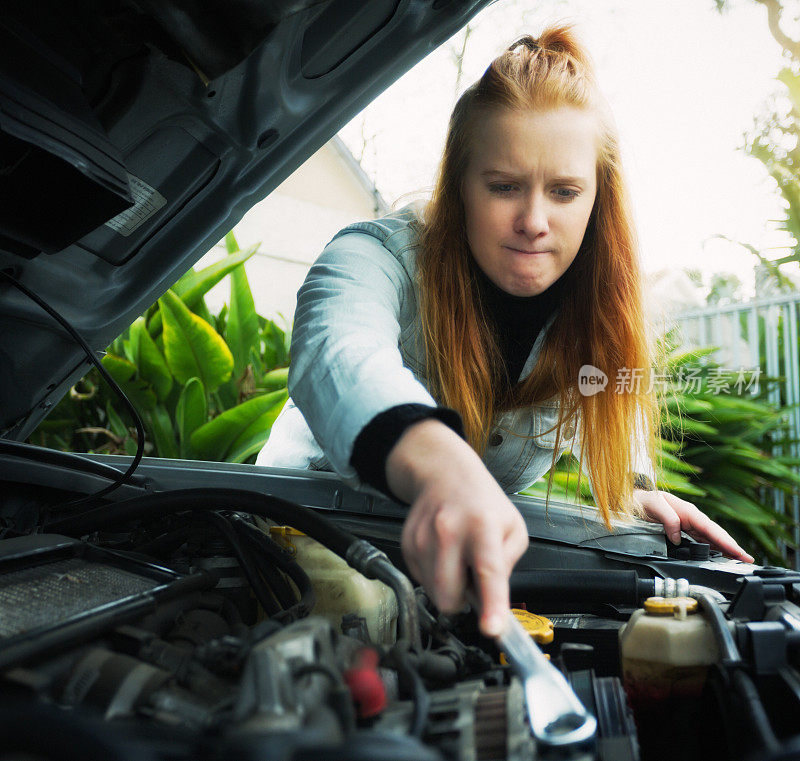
[1,475,799,761]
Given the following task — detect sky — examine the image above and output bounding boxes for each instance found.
[338,0,794,296]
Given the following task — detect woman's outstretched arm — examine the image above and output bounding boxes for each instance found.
[386,418,530,638]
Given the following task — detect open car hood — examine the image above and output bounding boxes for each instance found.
[0,0,492,439]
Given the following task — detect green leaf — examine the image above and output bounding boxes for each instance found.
[147,244,260,335]
[215,378,238,412]
[176,377,207,458]
[249,345,264,378]
[101,354,157,411]
[105,401,128,440]
[262,367,289,391]
[130,317,173,401]
[225,230,239,254]
[174,244,259,307]
[226,261,259,378]
[145,404,179,459]
[262,318,290,369]
[190,389,287,461]
[159,290,233,393]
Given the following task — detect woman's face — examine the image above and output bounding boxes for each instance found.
[461,106,599,297]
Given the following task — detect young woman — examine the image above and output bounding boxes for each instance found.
[258,26,753,639]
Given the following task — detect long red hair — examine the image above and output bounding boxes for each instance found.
[417,25,657,525]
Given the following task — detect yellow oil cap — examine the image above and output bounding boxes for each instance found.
[510,609,555,644]
[498,611,554,665]
[644,596,699,616]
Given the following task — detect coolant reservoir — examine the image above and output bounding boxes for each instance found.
[270,526,399,644]
[620,596,720,759]
[620,596,719,700]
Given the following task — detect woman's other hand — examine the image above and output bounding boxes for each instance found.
[386,419,529,638]
[634,489,755,563]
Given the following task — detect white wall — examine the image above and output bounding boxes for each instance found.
[198,140,382,322]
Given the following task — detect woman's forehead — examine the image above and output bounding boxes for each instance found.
[467,106,600,178]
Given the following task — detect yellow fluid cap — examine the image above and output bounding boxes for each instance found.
[644,596,698,616]
[510,609,555,644]
[269,526,305,537]
[268,526,305,556]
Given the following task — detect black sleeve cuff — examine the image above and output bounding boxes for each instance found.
[350,403,465,500]
[633,473,656,491]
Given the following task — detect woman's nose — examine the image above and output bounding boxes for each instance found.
[515,195,549,238]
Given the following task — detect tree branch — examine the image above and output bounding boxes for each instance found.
[754,0,800,60]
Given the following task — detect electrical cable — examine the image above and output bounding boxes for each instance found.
[0,440,148,487]
[225,517,299,611]
[227,514,315,623]
[201,511,281,618]
[0,269,146,506]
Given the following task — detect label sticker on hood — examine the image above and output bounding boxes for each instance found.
[105,173,167,237]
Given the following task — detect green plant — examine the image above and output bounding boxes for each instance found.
[658,342,799,563]
[524,336,799,563]
[28,233,290,464]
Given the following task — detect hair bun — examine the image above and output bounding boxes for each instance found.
[508,24,593,71]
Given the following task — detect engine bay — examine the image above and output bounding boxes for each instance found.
[1,465,800,761]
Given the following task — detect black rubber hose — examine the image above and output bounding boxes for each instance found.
[408,650,459,682]
[693,591,741,665]
[510,569,645,607]
[45,488,357,559]
[387,647,430,738]
[227,516,300,610]
[228,514,316,623]
[202,512,280,618]
[731,669,780,753]
[248,547,298,610]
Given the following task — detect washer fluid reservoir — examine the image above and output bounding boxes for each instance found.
[270,526,398,644]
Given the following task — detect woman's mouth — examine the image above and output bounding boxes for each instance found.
[504,246,551,255]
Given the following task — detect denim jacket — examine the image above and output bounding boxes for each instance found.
[256,207,655,494]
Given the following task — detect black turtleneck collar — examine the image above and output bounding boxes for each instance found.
[474,262,569,387]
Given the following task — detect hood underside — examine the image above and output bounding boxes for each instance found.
[0,0,491,438]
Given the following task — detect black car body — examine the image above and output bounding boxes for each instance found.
[1,3,799,760]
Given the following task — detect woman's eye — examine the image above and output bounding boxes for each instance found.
[554,187,579,201]
[488,183,516,195]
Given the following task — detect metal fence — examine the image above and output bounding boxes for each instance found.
[671,293,800,567]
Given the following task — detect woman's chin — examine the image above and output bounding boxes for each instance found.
[502,274,553,297]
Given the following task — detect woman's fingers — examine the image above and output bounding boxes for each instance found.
[430,509,468,613]
[637,489,755,563]
[662,493,755,563]
[400,495,528,638]
[471,529,511,637]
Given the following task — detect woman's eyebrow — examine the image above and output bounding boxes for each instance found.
[480,169,588,185]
